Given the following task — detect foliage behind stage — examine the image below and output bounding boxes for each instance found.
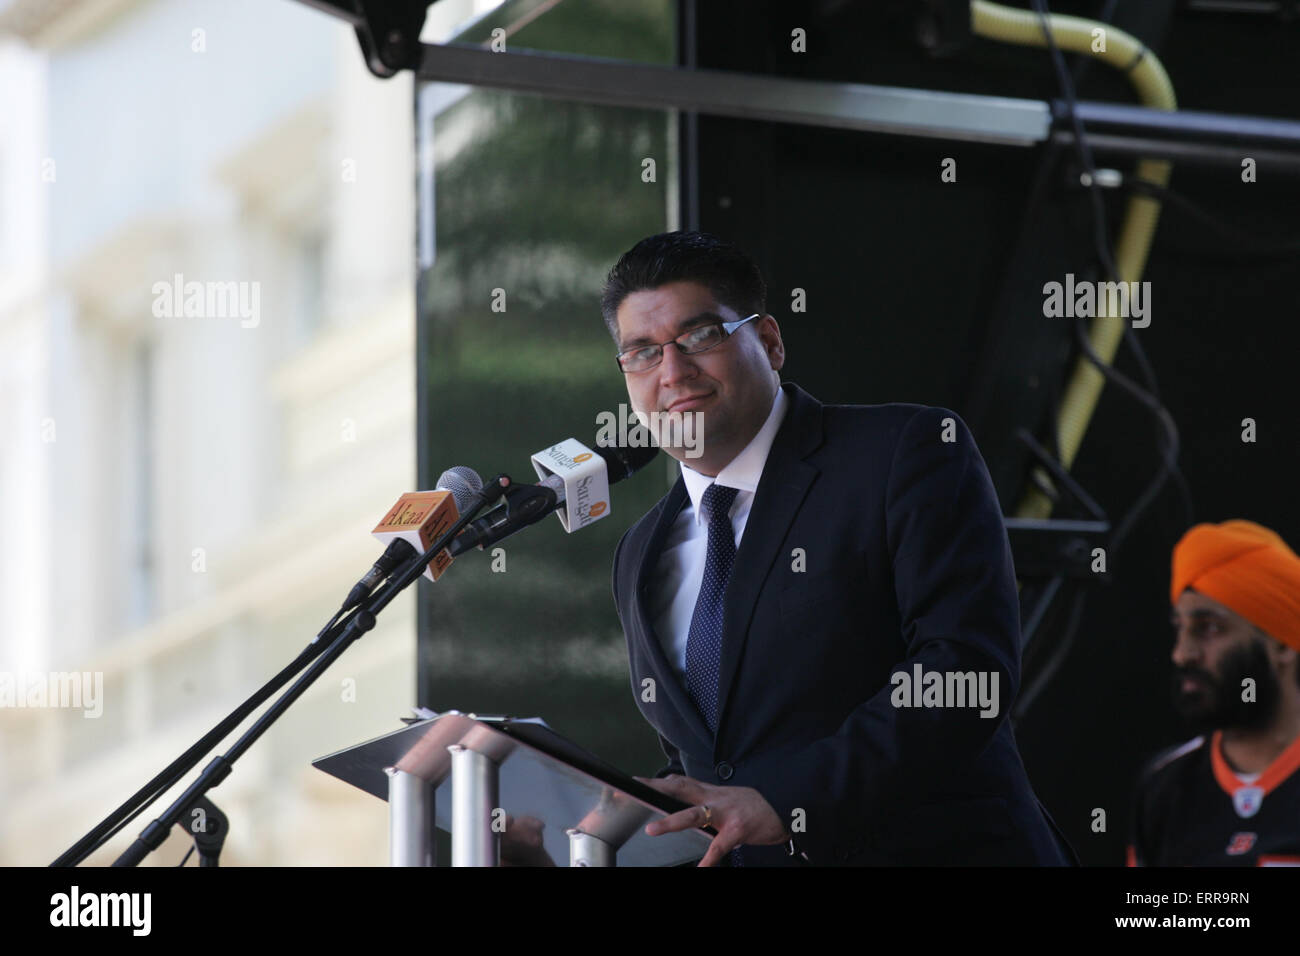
[414,0,680,848]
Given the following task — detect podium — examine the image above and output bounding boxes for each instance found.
[313,711,714,866]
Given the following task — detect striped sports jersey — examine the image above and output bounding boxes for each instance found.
[1128,730,1300,866]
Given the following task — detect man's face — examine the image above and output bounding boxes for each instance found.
[614,280,785,476]
[1169,589,1281,731]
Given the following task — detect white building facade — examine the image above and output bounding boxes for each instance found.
[0,0,497,866]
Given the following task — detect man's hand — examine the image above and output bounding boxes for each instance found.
[633,773,789,866]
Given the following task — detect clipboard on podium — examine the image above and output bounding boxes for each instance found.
[313,710,714,866]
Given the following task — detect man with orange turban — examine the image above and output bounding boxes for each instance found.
[1128,520,1300,866]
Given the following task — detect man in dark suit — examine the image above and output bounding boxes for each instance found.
[603,230,1074,866]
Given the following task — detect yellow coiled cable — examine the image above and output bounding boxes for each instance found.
[970,0,1177,519]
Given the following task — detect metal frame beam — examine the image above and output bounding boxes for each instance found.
[408,42,1300,169]
[288,1,1300,169]
[414,42,1052,146]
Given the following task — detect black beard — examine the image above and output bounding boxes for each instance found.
[1172,638,1280,733]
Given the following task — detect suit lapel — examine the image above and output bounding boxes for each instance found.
[631,476,715,753]
[715,383,823,743]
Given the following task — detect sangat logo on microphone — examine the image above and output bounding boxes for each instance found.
[572,474,608,525]
[541,446,591,471]
[531,439,612,533]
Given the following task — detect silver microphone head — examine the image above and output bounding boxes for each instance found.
[436,466,485,511]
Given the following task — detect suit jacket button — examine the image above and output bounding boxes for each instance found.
[715,761,734,781]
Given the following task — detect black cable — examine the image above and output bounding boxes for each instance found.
[1031,0,1120,282]
[1068,0,1122,93]
[1014,1,1195,718]
[1124,178,1300,257]
[1014,584,1089,721]
[1073,312,1188,557]
[1119,323,1194,527]
[1031,0,1193,555]
[178,844,195,867]
[1074,264,1193,534]
[1119,320,1159,401]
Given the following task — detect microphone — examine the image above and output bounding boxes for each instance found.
[340,467,483,612]
[449,441,657,555]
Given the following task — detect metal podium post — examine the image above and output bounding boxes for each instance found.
[567,828,615,867]
[449,743,500,866]
[387,767,435,866]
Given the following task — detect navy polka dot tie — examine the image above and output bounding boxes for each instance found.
[685,483,738,734]
[685,483,745,867]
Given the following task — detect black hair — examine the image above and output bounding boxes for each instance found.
[600,230,767,342]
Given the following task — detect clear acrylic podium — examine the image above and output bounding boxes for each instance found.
[313,711,713,866]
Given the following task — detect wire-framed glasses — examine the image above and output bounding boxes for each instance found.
[615,314,760,373]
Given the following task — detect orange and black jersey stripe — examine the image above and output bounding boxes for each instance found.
[1128,730,1300,866]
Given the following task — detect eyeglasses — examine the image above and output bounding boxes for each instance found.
[615,314,760,373]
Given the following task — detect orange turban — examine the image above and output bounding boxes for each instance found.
[1171,520,1300,652]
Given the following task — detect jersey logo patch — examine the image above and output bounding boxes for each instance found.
[1225,832,1257,855]
[1232,786,1264,818]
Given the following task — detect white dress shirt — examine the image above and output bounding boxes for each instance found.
[650,386,790,683]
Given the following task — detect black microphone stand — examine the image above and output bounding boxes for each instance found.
[449,479,562,554]
[108,476,510,866]
[53,614,351,866]
[48,476,507,866]
[185,796,228,867]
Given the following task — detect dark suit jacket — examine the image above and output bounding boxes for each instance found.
[611,381,1076,865]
